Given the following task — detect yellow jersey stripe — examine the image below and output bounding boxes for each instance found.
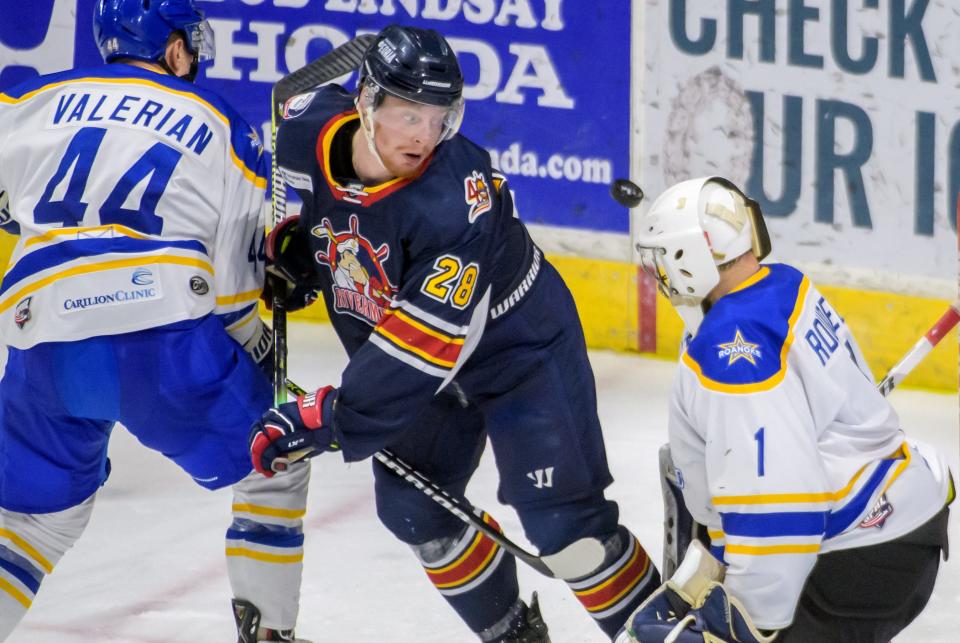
[0,255,214,315]
[25,223,150,248]
[725,543,821,556]
[714,442,906,507]
[216,288,262,307]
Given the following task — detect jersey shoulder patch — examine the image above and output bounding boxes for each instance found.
[406,137,498,233]
[683,264,809,392]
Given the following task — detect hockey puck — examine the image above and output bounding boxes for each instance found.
[610,179,644,208]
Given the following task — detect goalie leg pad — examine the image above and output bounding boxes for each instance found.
[660,443,709,579]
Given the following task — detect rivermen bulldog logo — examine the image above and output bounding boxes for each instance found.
[312,214,394,325]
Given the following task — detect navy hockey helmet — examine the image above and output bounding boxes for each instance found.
[93,0,214,65]
[360,25,464,108]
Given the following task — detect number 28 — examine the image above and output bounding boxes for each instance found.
[422,255,479,309]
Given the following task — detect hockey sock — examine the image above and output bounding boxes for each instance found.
[566,526,660,637]
[413,511,521,636]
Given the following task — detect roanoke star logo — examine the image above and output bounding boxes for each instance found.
[716,329,762,366]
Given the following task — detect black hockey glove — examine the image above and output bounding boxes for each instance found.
[263,215,322,312]
[249,386,338,477]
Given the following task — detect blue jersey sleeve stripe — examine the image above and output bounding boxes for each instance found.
[825,458,898,538]
[229,124,268,186]
[720,510,828,538]
[216,304,257,328]
[0,237,207,297]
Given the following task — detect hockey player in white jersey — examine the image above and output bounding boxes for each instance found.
[0,2,310,641]
[619,177,953,642]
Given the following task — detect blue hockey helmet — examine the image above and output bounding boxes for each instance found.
[93,0,214,65]
[360,25,463,108]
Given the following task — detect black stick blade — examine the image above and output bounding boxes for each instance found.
[274,33,377,107]
[611,178,644,208]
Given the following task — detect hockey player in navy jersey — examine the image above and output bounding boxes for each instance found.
[253,24,661,642]
[0,2,311,641]
[619,177,954,642]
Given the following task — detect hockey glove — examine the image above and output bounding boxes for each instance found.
[617,578,699,642]
[687,582,777,643]
[0,189,18,234]
[263,215,322,312]
[622,582,777,643]
[242,318,274,377]
[249,386,337,477]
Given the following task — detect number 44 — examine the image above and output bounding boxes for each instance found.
[34,126,181,234]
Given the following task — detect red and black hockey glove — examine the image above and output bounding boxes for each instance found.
[262,215,323,312]
[249,386,337,477]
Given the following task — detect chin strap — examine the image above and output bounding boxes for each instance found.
[354,97,390,175]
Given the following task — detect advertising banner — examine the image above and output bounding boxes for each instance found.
[640,0,959,282]
[0,0,632,233]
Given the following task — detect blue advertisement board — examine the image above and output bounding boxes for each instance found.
[0,0,631,233]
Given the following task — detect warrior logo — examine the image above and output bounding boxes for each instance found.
[14,297,32,329]
[858,494,894,529]
[312,214,394,325]
[464,171,491,223]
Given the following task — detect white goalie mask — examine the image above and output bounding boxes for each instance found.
[634,177,771,334]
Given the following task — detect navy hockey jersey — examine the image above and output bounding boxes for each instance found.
[275,86,546,460]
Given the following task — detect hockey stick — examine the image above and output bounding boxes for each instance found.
[268,34,376,407]
[282,377,606,580]
[876,300,960,396]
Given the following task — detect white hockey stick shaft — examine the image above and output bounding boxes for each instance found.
[877,301,960,396]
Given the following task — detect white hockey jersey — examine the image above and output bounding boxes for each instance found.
[0,64,267,349]
[669,263,954,630]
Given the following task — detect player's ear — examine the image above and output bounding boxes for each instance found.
[162,33,192,77]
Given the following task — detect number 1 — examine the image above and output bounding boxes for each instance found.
[754,427,765,477]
